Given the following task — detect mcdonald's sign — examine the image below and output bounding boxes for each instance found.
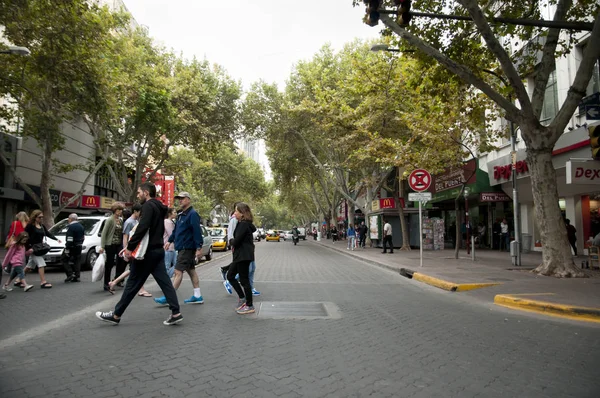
[379,198,396,209]
[81,195,100,209]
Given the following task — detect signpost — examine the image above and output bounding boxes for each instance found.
[408,170,432,267]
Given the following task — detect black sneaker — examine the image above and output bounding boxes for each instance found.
[72,278,80,282]
[95,311,120,325]
[163,314,183,326]
[64,276,74,283]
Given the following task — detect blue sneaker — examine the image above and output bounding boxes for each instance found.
[184,295,204,304]
[154,296,167,306]
[223,280,233,295]
[252,288,261,296]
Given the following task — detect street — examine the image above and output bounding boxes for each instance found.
[1,240,599,398]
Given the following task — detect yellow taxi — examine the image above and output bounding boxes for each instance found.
[265,230,280,242]
[207,227,229,251]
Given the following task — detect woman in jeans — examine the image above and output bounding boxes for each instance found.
[347,224,356,251]
[99,202,125,293]
[24,210,60,288]
[227,202,257,315]
[163,208,176,278]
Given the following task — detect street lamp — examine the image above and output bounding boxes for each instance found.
[464,186,470,255]
[0,46,31,56]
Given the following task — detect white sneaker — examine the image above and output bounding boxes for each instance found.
[3,285,12,292]
[24,285,34,292]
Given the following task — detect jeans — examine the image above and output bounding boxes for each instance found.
[114,247,180,317]
[248,260,256,289]
[164,250,176,278]
[347,236,356,249]
[227,260,252,307]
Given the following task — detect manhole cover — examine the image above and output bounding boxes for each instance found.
[486,278,513,282]
[258,302,341,320]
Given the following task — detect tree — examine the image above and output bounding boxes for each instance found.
[0,0,128,225]
[356,0,600,276]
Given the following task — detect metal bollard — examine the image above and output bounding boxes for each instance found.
[471,235,476,261]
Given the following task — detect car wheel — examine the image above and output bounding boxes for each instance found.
[86,249,98,270]
[205,247,212,261]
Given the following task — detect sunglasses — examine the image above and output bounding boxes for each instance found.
[37,216,44,219]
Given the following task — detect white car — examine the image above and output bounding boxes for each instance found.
[283,231,294,241]
[44,216,109,270]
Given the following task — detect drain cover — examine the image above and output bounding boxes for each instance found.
[258,302,341,319]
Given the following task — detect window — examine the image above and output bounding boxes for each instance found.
[586,59,600,96]
[540,70,558,126]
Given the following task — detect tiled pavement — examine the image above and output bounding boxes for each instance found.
[0,241,599,397]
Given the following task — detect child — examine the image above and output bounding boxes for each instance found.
[3,232,34,292]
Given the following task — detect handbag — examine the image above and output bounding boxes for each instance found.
[4,221,17,249]
[32,225,51,256]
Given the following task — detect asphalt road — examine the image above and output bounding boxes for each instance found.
[0,240,598,397]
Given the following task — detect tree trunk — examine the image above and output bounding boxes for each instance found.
[528,148,584,277]
[398,176,411,250]
[40,136,55,227]
[348,203,355,227]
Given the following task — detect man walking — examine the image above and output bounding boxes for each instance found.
[358,221,368,248]
[155,192,204,305]
[63,214,84,283]
[96,182,182,326]
[382,218,393,254]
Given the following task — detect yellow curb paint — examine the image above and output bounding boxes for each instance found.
[412,273,500,292]
[494,294,600,323]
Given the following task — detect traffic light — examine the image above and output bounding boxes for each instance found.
[363,0,381,27]
[394,0,412,25]
[589,124,600,160]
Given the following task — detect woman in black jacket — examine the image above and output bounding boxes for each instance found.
[24,209,60,288]
[227,202,257,315]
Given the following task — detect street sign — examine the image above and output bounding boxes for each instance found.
[586,105,600,120]
[408,169,432,192]
[408,192,432,201]
[579,92,600,115]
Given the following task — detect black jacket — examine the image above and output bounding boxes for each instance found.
[127,198,168,251]
[25,224,58,249]
[65,222,85,248]
[232,220,256,263]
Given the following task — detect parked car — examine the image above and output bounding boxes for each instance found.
[277,230,286,239]
[198,224,213,261]
[283,230,293,241]
[43,215,109,270]
[208,227,228,251]
[266,230,280,242]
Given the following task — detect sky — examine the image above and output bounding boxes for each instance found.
[122,0,382,90]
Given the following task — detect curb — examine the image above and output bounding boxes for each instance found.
[494,294,600,323]
[410,271,500,292]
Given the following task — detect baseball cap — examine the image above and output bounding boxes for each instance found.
[174,192,191,199]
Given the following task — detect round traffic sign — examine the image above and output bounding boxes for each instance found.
[408,169,432,192]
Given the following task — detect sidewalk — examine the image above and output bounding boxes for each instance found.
[309,237,600,324]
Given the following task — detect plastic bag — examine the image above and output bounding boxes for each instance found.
[91,253,106,282]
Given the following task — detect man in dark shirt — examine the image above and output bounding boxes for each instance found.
[358,221,368,248]
[64,213,85,283]
[96,182,182,326]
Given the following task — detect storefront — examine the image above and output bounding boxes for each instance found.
[485,124,600,253]
[428,159,504,248]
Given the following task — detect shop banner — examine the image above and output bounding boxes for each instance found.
[566,160,600,184]
[24,185,78,208]
[100,197,116,209]
[480,192,511,202]
[432,159,477,193]
[81,195,100,209]
[164,176,175,208]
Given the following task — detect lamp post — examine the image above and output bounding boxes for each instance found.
[464,186,470,254]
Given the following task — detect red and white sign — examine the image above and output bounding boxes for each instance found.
[408,169,432,192]
[566,160,600,184]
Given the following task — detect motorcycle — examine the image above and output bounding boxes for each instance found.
[293,236,299,245]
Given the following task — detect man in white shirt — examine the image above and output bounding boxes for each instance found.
[382,219,393,254]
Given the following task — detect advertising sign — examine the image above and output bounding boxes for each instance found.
[81,195,100,209]
[566,160,600,184]
[369,215,379,240]
[432,160,477,193]
[100,196,116,209]
[480,192,511,202]
[164,176,175,207]
[379,198,396,209]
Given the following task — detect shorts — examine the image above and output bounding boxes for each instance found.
[10,265,25,280]
[26,255,46,269]
[174,249,196,272]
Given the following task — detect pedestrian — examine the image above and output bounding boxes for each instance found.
[501,218,509,252]
[331,226,338,243]
[565,219,577,256]
[5,211,28,248]
[2,232,34,293]
[155,192,204,306]
[163,207,176,278]
[119,203,151,297]
[449,221,457,249]
[477,222,486,249]
[313,227,317,240]
[347,224,356,250]
[63,214,84,283]
[358,221,368,248]
[96,182,182,326]
[382,218,393,254]
[492,219,501,250]
[24,210,60,289]
[227,202,257,315]
[99,202,126,294]
[219,206,238,294]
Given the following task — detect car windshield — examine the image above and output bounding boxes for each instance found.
[209,228,225,237]
[49,218,101,236]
